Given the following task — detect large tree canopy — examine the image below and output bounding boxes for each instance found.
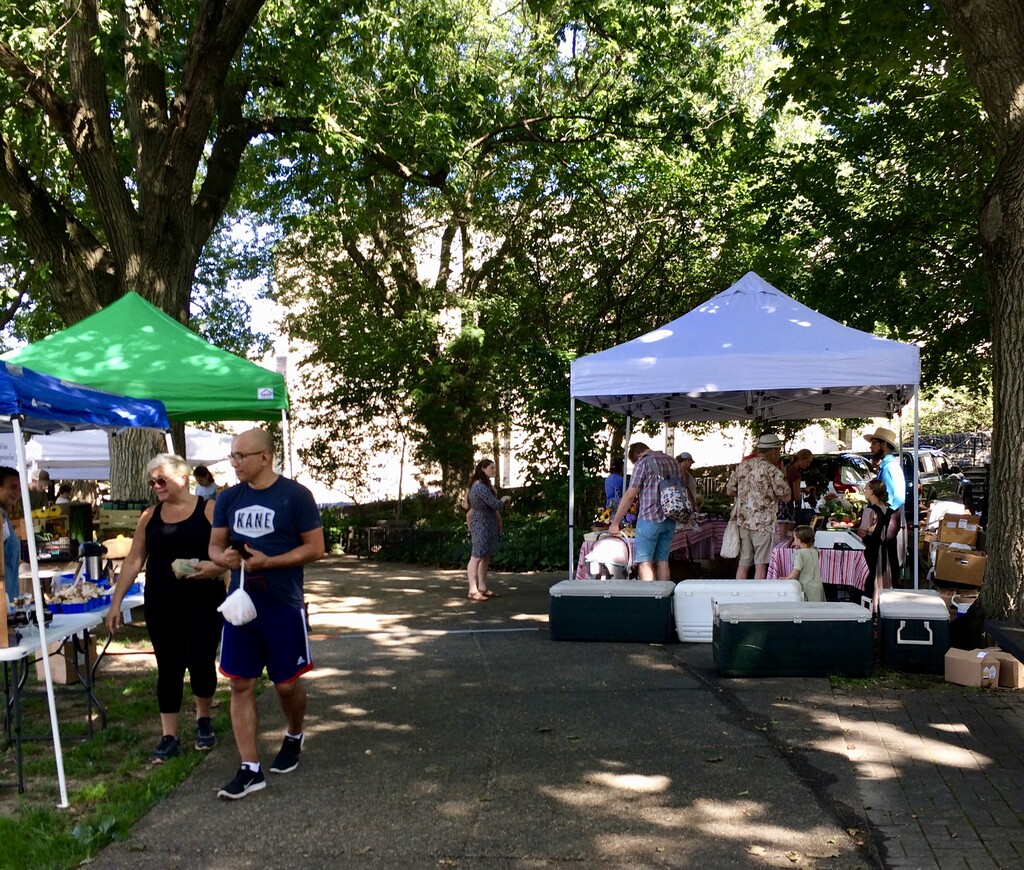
[275,0,768,496]
[0,0,334,495]
[0,0,324,324]
[763,0,1022,618]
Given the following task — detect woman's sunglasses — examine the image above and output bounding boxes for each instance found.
[148,477,169,489]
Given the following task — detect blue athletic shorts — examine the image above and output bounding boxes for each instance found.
[634,518,676,564]
[219,591,313,684]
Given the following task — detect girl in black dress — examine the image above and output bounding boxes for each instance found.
[857,478,895,607]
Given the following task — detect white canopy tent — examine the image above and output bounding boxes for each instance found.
[568,272,922,578]
[13,427,234,480]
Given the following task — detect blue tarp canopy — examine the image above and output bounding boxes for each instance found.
[0,360,167,810]
[0,361,169,433]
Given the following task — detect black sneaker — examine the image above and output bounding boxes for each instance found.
[150,735,181,764]
[269,734,304,774]
[195,717,216,751]
[217,765,266,800]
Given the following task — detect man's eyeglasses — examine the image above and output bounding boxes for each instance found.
[227,451,265,463]
[148,477,169,488]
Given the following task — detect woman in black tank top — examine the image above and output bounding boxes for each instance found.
[106,454,226,763]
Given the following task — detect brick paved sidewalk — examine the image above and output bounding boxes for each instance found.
[834,685,1024,869]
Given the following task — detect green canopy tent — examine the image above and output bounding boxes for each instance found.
[3,292,288,422]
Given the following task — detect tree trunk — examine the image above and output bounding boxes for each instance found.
[977,147,1024,621]
[169,422,186,459]
[109,429,166,503]
[940,0,1024,620]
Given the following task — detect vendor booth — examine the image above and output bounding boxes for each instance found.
[3,293,287,422]
[19,426,234,480]
[1,293,292,470]
[567,271,922,582]
[0,361,168,808]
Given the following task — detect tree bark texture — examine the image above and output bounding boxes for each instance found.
[0,1,317,501]
[108,429,166,504]
[941,0,1024,618]
[0,0,274,325]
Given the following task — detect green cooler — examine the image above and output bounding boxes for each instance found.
[548,580,676,643]
[713,601,873,677]
[879,589,950,674]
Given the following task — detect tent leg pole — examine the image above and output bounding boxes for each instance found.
[281,410,292,477]
[568,400,575,582]
[13,419,70,809]
[913,390,920,590]
[164,431,174,453]
[624,417,632,477]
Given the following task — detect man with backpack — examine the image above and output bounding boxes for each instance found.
[608,442,683,581]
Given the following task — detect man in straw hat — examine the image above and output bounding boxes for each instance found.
[726,433,792,579]
[865,426,906,586]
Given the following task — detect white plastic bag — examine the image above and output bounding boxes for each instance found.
[218,562,257,626]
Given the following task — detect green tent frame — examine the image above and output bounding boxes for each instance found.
[2,292,288,422]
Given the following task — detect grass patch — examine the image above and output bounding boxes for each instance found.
[0,614,235,868]
[830,665,950,692]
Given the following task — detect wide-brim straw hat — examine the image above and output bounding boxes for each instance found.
[756,433,783,450]
[865,427,899,449]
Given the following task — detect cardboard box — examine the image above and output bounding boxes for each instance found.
[944,648,1000,687]
[97,509,143,531]
[933,545,987,587]
[983,647,1024,689]
[35,636,100,685]
[937,586,979,618]
[938,513,980,547]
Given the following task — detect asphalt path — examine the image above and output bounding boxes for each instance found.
[92,557,912,869]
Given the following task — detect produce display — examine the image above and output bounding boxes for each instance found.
[592,505,635,535]
[700,495,733,519]
[818,492,866,528]
[31,506,65,520]
[49,582,105,605]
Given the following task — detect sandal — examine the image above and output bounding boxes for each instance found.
[468,591,488,601]
[480,590,499,598]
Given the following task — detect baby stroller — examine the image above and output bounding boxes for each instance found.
[584,532,632,579]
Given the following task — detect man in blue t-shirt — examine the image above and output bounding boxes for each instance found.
[866,426,907,586]
[210,428,325,800]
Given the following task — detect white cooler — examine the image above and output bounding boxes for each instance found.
[814,529,865,550]
[673,578,804,642]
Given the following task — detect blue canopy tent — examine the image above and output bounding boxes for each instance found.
[0,361,168,808]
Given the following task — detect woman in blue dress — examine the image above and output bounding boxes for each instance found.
[466,459,510,601]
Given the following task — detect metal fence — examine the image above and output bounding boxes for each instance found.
[916,432,992,467]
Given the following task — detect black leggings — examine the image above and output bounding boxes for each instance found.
[144,580,226,714]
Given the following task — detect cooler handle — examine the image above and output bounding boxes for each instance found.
[859,595,873,614]
[896,619,934,646]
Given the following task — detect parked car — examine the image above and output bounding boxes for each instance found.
[801,452,874,498]
[902,445,972,515]
[857,445,971,516]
